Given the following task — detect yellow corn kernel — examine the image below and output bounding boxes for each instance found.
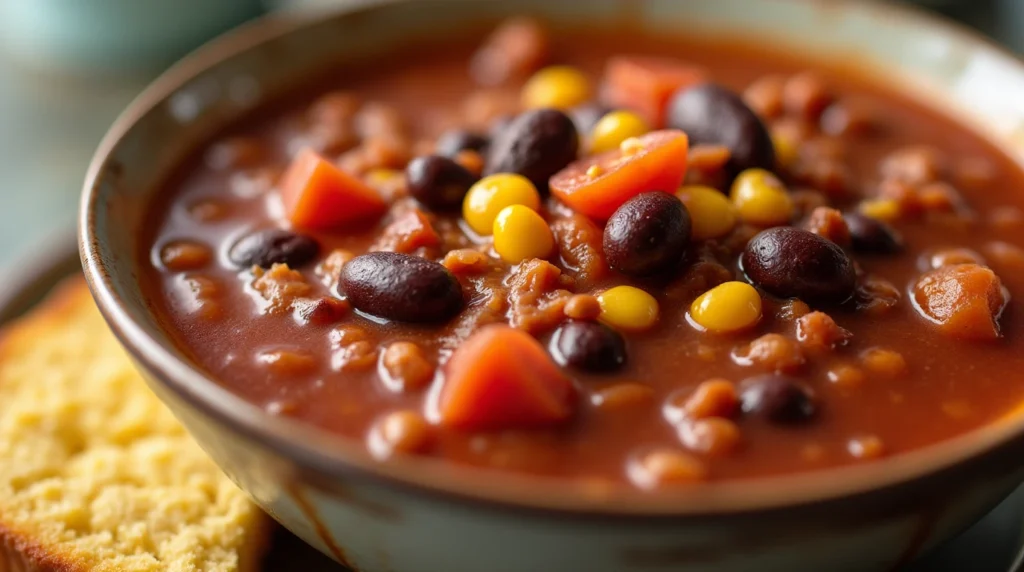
[463,173,541,235]
[730,168,794,226]
[521,66,592,110]
[688,281,763,333]
[772,131,799,168]
[492,205,554,263]
[620,136,646,155]
[597,286,659,332]
[677,185,738,240]
[365,168,403,186]
[859,198,901,222]
[590,110,650,154]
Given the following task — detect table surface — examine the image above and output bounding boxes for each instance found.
[1,2,1021,569]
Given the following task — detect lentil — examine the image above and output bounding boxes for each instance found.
[381,342,435,392]
[159,241,213,271]
[369,411,432,458]
[681,379,739,420]
[563,294,602,320]
[847,435,885,460]
[629,449,708,488]
[733,333,806,373]
[591,383,655,411]
[678,417,742,456]
[860,348,908,379]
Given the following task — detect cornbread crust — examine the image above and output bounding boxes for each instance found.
[0,278,269,572]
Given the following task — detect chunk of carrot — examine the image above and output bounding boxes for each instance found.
[913,263,1007,341]
[280,148,387,230]
[601,56,706,128]
[438,325,575,431]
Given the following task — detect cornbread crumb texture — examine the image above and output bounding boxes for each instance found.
[0,279,266,571]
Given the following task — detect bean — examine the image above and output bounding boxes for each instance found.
[569,102,613,135]
[339,252,463,323]
[603,192,691,276]
[678,417,741,456]
[742,227,855,305]
[228,229,319,269]
[369,410,432,457]
[160,240,212,271]
[844,212,903,254]
[484,108,579,192]
[549,320,627,373]
[489,114,514,140]
[405,155,477,210]
[667,83,775,175]
[436,129,490,157]
[740,374,816,424]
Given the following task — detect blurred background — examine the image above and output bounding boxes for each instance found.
[0,0,1022,569]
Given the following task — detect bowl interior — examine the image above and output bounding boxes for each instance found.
[81,0,1024,515]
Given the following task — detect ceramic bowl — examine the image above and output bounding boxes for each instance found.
[80,1,1024,570]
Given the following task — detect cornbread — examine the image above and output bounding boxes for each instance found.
[0,278,269,571]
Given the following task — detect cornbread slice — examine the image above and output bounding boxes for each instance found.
[0,278,269,571]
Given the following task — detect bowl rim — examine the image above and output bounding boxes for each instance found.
[80,0,1024,518]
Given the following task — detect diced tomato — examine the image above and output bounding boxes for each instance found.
[280,148,387,230]
[601,56,706,128]
[438,325,576,431]
[550,130,689,220]
[370,209,440,253]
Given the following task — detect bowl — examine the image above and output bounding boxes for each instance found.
[80,1,1024,570]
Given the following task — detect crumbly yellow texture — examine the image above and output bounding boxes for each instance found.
[0,279,267,571]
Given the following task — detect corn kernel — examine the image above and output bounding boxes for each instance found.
[463,173,541,235]
[590,110,650,154]
[492,205,555,263]
[597,286,659,332]
[365,168,403,186]
[859,198,901,222]
[521,66,592,110]
[730,168,793,226]
[772,131,799,168]
[620,136,646,155]
[677,185,738,240]
[688,281,762,333]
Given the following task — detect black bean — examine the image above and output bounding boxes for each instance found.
[844,212,903,254]
[569,103,613,135]
[436,130,490,157]
[405,155,477,210]
[742,227,856,305]
[549,320,627,373]
[339,252,463,323]
[667,83,775,175]
[740,374,817,424]
[488,114,514,140]
[228,229,319,269]
[603,192,691,277]
[484,108,579,192]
